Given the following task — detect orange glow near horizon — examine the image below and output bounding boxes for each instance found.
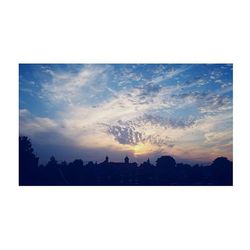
[129,143,155,157]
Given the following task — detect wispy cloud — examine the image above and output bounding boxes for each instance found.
[40,65,110,105]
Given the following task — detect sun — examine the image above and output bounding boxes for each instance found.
[130,143,154,156]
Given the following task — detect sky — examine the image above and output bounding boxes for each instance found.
[19,64,233,165]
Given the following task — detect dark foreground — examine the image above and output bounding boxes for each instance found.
[19,136,233,186]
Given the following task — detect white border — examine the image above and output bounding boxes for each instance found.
[1,1,250,250]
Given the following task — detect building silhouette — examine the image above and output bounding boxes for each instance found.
[99,155,137,168]
[124,156,129,164]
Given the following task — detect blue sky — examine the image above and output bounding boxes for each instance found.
[19,64,233,164]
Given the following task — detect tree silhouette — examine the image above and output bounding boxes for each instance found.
[19,136,39,185]
[155,156,177,184]
[156,155,176,168]
[47,156,58,168]
[43,156,66,185]
[210,157,233,185]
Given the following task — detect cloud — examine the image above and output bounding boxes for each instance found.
[100,114,196,148]
[40,65,110,105]
[104,120,175,147]
[182,75,208,87]
[106,125,144,145]
[20,87,36,96]
[20,109,58,135]
[141,114,196,129]
[204,131,232,145]
[19,109,76,147]
[24,81,232,158]
[171,91,232,114]
[19,64,233,163]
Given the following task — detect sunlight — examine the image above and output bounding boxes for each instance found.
[130,143,154,156]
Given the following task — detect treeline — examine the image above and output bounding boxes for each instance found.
[19,136,233,186]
